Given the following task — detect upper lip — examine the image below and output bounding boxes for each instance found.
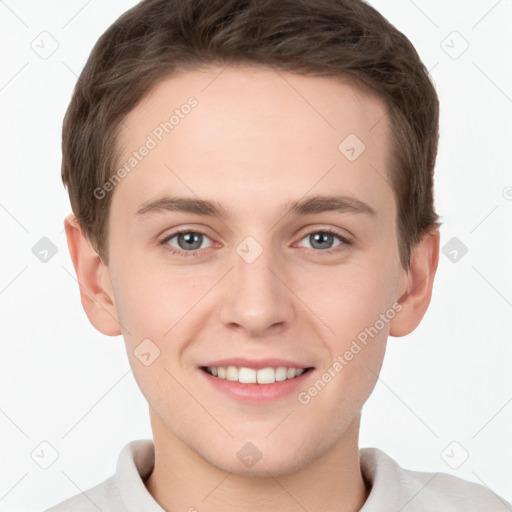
[201,357,314,370]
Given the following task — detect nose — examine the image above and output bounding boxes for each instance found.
[218,238,295,338]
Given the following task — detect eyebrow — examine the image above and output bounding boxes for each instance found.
[135,194,377,219]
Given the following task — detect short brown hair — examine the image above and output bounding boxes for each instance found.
[62,0,442,268]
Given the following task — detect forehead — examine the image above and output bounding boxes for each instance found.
[112,65,395,225]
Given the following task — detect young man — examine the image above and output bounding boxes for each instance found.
[46,0,510,510]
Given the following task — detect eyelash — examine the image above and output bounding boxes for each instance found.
[159,228,352,258]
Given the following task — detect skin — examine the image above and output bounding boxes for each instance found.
[65,65,439,512]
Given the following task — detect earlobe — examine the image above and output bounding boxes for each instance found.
[389,228,440,337]
[64,213,122,337]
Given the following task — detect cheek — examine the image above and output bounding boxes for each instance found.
[295,262,396,402]
[109,264,194,404]
[110,260,216,346]
[109,249,231,396]
[298,261,397,339]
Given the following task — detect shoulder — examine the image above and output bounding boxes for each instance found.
[41,475,123,512]
[41,439,157,512]
[360,447,511,511]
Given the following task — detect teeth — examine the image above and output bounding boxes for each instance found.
[226,365,238,381]
[287,368,296,379]
[239,367,256,384]
[205,366,306,384]
[275,367,288,382]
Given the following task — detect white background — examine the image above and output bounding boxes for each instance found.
[0,0,511,510]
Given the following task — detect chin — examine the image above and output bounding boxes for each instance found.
[213,453,308,477]
[202,435,327,477]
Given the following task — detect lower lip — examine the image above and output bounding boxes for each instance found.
[199,368,314,403]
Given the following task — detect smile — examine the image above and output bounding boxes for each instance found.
[202,366,313,384]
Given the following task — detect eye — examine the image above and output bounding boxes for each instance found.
[296,228,352,254]
[160,229,213,257]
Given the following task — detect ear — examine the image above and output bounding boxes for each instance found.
[389,228,440,337]
[64,213,122,336]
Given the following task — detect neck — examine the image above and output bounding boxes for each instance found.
[144,411,370,512]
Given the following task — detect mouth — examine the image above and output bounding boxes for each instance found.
[200,365,315,385]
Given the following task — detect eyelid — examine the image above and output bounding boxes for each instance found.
[295,224,354,243]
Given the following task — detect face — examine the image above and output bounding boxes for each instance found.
[103,65,407,475]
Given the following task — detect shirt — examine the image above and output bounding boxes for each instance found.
[43,439,511,511]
